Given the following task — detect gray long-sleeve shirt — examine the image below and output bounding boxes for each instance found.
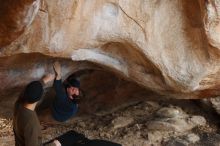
[13,103,42,146]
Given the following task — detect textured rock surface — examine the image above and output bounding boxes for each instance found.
[199,96,220,116]
[1,0,220,99]
[148,107,206,132]
[112,116,134,129]
[210,97,220,114]
[0,0,40,47]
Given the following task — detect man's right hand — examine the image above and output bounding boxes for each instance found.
[53,61,61,80]
[53,140,61,146]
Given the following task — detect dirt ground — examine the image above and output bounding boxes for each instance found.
[1,99,220,146]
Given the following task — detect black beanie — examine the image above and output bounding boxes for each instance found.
[24,81,43,103]
[68,78,80,88]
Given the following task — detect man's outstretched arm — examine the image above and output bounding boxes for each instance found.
[53,61,66,99]
[53,61,61,80]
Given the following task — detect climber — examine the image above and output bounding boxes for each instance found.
[13,75,61,146]
[51,61,80,122]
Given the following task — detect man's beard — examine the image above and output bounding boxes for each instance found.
[71,95,80,103]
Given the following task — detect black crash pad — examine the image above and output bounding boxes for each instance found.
[44,130,122,146]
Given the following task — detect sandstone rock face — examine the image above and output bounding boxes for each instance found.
[0,0,40,47]
[0,0,220,99]
[202,0,220,49]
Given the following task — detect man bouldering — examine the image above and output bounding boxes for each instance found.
[51,61,80,122]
